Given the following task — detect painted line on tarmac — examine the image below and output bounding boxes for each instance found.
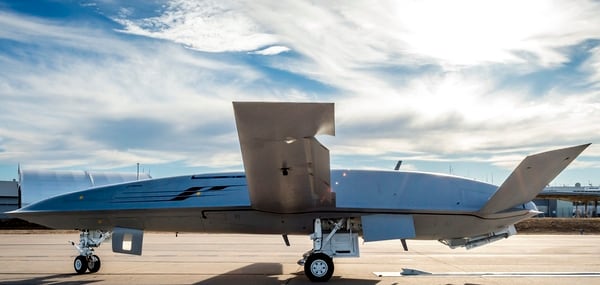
[374,270,600,277]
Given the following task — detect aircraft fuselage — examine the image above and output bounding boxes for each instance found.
[11,170,534,240]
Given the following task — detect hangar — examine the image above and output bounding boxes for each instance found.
[18,169,151,206]
[0,180,18,219]
[0,168,151,219]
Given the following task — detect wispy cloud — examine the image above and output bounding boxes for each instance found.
[249,46,290,56]
[0,7,288,172]
[582,45,600,87]
[112,0,282,53]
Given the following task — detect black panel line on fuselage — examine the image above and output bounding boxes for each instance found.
[108,185,246,203]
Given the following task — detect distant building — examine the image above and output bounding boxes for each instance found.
[0,168,152,218]
[532,199,573,217]
[19,169,151,206]
[536,184,600,217]
[0,180,19,219]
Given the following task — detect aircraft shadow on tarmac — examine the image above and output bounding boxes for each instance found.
[193,263,379,285]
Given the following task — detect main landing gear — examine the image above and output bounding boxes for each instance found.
[70,230,110,274]
[299,218,360,282]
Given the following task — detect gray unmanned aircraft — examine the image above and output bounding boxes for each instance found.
[8,102,590,282]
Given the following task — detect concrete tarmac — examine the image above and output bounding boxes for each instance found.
[0,232,599,284]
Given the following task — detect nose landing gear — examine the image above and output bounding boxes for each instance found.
[73,254,100,274]
[70,230,110,274]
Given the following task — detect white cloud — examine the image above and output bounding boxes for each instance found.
[121,0,596,70]
[247,0,600,88]
[91,1,600,167]
[249,45,290,55]
[106,0,600,105]
[0,10,279,171]
[329,68,600,158]
[390,0,600,67]
[113,0,279,52]
[98,0,600,80]
[582,46,600,87]
[0,11,134,57]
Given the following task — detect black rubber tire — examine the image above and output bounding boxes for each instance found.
[74,255,88,274]
[87,255,101,273]
[304,253,334,282]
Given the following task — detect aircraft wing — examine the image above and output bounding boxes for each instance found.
[233,102,335,213]
[479,143,590,215]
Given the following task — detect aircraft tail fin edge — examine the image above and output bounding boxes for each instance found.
[479,143,590,215]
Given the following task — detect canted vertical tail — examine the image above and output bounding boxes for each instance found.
[479,144,590,215]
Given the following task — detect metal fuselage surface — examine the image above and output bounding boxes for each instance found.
[11,170,531,240]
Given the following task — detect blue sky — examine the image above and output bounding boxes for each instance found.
[0,0,599,186]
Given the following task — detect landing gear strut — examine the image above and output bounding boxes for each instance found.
[299,218,360,282]
[70,230,109,274]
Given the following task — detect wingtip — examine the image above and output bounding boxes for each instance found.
[533,143,591,158]
[570,143,591,156]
